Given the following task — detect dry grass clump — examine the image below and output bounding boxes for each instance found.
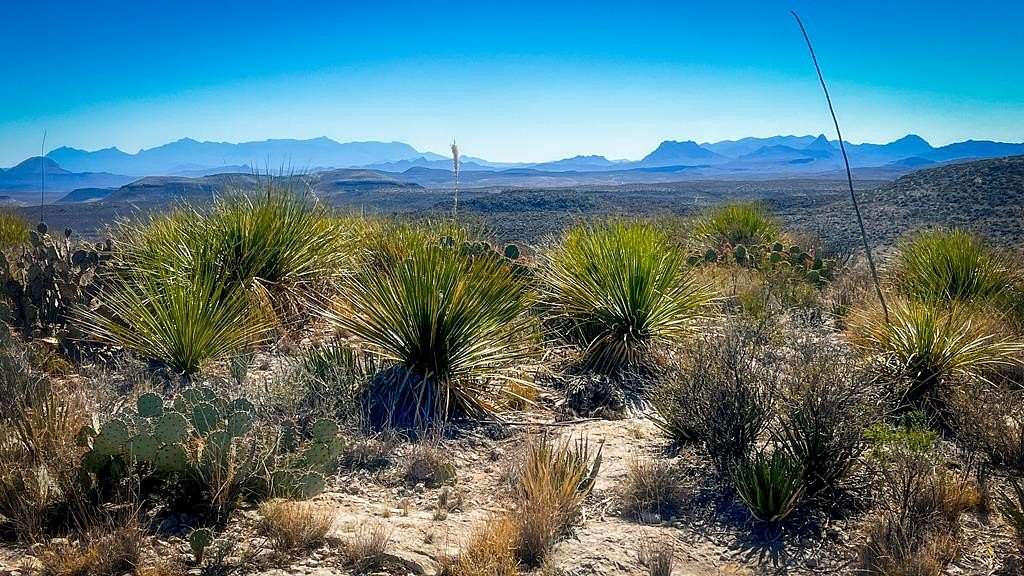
[637,537,675,576]
[36,523,145,576]
[860,450,979,576]
[619,457,686,520]
[440,515,521,576]
[404,439,457,488]
[948,384,1024,471]
[258,499,335,553]
[0,341,90,540]
[445,434,602,571]
[342,521,392,572]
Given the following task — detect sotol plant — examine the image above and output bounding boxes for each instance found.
[539,221,714,375]
[732,449,806,523]
[692,202,781,250]
[333,235,536,428]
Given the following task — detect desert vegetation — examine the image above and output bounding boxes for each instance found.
[0,192,1021,575]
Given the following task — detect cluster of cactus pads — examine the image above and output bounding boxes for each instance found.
[0,223,110,339]
[439,235,522,262]
[689,241,834,285]
[77,386,343,502]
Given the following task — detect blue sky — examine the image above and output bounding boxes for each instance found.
[1,0,1021,166]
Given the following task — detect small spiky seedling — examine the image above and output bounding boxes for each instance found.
[732,450,805,523]
[692,202,781,250]
[334,237,535,428]
[539,221,714,375]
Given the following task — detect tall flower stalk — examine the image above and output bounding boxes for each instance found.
[451,140,460,217]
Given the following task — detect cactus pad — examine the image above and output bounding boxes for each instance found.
[311,418,339,442]
[191,402,221,436]
[227,411,253,437]
[229,398,256,414]
[129,434,160,462]
[297,471,327,499]
[136,392,164,418]
[94,419,131,456]
[154,444,188,474]
[154,411,189,444]
[503,243,520,260]
[189,527,214,561]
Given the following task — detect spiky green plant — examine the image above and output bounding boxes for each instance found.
[894,229,1017,307]
[732,449,805,523]
[333,239,536,428]
[77,263,272,376]
[692,202,781,250]
[538,221,714,375]
[850,298,1024,407]
[117,186,348,318]
[0,210,30,249]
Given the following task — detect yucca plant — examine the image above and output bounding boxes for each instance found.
[0,210,30,249]
[732,449,805,523]
[894,229,1017,307]
[77,263,272,377]
[850,298,1024,408]
[692,202,780,250]
[539,221,714,375]
[118,186,348,319]
[333,240,535,428]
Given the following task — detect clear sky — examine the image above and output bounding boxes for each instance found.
[1,0,1021,166]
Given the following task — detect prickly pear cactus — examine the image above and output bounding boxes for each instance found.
[0,223,111,340]
[189,527,214,562]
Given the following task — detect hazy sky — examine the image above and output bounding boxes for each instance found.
[1,0,1022,166]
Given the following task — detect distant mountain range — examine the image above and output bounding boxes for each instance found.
[2,133,1023,205]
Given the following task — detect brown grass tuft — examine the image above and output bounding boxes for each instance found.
[36,524,145,576]
[439,515,521,576]
[258,499,335,554]
[619,457,685,520]
[342,521,392,572]
[638,537,675,576]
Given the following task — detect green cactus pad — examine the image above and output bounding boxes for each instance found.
[129,434,160,462]
[136,392,164,418]
[229,398,256,414]
[227,411,253,437]
[189,527,214,560]
[81,449,108,474]
[772,242,784,252]
[703,248,718,263]
[270,469,298,496]
[180,388,204,404]
[191,402,221,436]
[297,471,327,500]
[154,411,189,444]
[503,243,520,260]
[686,254,700,266]
[806,269,822,284]
[311,418,339,442]
[813,257,824,270]
[302,442,332,468]
[154,444,188,474]
[94,419,131,456]
[769,252,782,264]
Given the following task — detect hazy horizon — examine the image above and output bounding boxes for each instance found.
[2,0,1022,166]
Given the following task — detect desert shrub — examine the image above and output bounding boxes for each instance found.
[258,499,334,553]
[539,220,714,375]
[652,318,778,473]
[731,449,805,523]
[36,523,145,576]
[118,187,348,319]
[849,298,1024,411]
[778,338,874,496]
[893,229,1018,309]
[618,457,685,520]
[281,337,377,425]
[76,263,272,377]
[440,515,521,576]
[864,411,940,459]
[0,340,89,540]
[860,450,978,576]
[342,522,392,572]
[692,202,780,250]
[948,384,1024,471]
[512,435,602,566]
[334,237,536,428]
[0,209,30,249]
